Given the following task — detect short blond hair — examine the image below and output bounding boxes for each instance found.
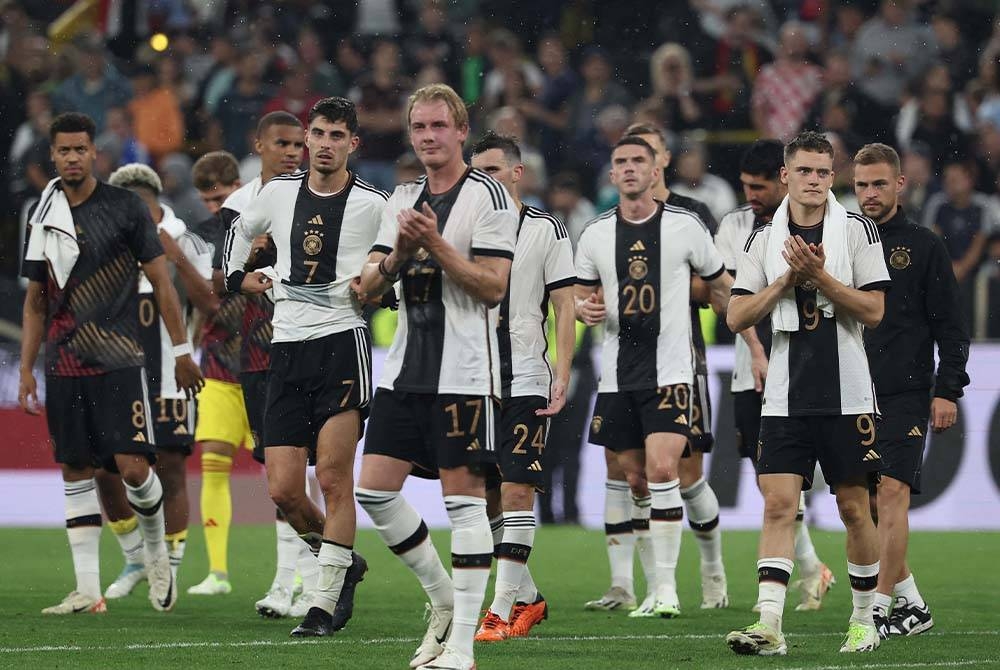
[109,162,162,195]
[406,83,469,130]
[853,142,901,175]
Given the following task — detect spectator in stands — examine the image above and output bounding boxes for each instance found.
[804,48,888,147]
[96,106,151,167]
[297,26,344,96]
[52,34,131,131]
[458,19,487,106]
[638,42,703,134]
[828,1,867,49]
[404,0,461,86]
[931,10,977,89]
[8,89,51,206]
[852,0,936,107]
[197,33,238,118]
[487,105,547,193]
[216,51,273,158]
[974,116,1000,192]
[348,39,411,191]
[263,65,323,128]
[160,152,210,225]
[547,172,596,248]
[517,34,577,167]
[567,47,631,179]
[896,68,970,171]
[127,63,185,162]
[335,37,367,91]
[900,142,938,223]
[751,21,822,143]
[669,139,737,222]
[692,5,770,131]
[481,28,543,116]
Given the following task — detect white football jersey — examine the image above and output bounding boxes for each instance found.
[575,202,725,393]
[223,171,387,342]
[373,168,518,396]
[715,203,761,393]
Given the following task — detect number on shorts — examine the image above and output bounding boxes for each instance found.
[658,384,689,411]
[856,414,875,446]
[339,379,356,407]
[512,423,545,455]
[131,400,147,429]
[139,297,156,327]
[444,399,483,438]
[154,398,186,423]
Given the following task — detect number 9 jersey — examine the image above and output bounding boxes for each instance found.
[575,202,725,393]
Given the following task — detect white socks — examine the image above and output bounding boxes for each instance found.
[489,510,535,620]
[648,480,683,593]
[757,557,794,632]
[631,494,656,591]
[604,479,635,593]
[445,495,492,659]
[681,478,723,575]
[355,488,453,609]
[124,470,166,563]
[848,561,880,625]
[894,573,925,608]
[794,492,822,576]
[65,478,102,599]
[315,540,353,614]
[274,518,301,591]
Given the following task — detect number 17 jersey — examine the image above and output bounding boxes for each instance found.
[575,202,725,393]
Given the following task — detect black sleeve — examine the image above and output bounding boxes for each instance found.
[214,209,239,270]
[924,234,971,400]
[126,193,164,263]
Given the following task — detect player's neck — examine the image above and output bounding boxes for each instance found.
[425,158,468,195]
[308,167,350,195]
[151,204,163,224]
[788,199,825,227]
[875,203,900,225]
[259,167,278,185]
[509,189,523,214]
[618,193,658,223]
[653,183,669,202]
[62,175,98,207]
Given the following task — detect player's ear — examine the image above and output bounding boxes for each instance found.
[512,164,524,183]
[897,173,906,195]
[779,166,788,185]
[349,134,360,153]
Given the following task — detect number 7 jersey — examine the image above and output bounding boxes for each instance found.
[575,202,725,393]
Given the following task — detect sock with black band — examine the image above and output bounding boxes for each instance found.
[65,478,102,599]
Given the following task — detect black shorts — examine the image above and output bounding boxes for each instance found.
[734,390,763,460]
[263,328,371,456]
[364,389,499,476]
[757,414,884,493]
[875,391,929,493]
[149,396,194,456]
[689,373,714,453]
[240,370,269,464]
[489,395,549,490]
[46,368,156,472]
[589,385,693,453]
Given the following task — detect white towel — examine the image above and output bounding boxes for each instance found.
[139,204,187,293]
[24,178,79,289]
[765,191,852,332]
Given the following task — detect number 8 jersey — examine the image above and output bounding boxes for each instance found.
[575,202,725,393]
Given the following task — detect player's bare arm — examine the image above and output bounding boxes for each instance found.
[537,284,576,417]
[400,202,510,308]
[727,270,797,332]
[783,236,885,329]
[18,280,46,415]
[574,283,605,326]
[356,232,416,301]
[159,231,220,315]
[739,326,768,392]
[143,255,205,398]
[706,270,734,316]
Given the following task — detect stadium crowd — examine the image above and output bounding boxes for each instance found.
[3,0,1000,335]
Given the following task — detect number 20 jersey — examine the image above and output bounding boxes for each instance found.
[575,202,725,393]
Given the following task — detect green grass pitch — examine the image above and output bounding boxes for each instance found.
[0,526,997,669]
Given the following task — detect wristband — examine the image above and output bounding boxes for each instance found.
[173,342,193,358]
[378,257,399,282]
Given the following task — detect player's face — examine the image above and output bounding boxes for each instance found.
[471,148,521,194]
[740,171,785,217]
[257,123,305,177]
[306,116,358,176]
[610,144,659,198]
[636,133,670,171]
[409,100,469,170]
[854,162,904,223]
[781,150,833,209]
[197,182,239,215]
[50,132,96,187]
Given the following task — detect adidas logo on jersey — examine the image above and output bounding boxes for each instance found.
[467,438,481,451]
[528,460,543,472]
[132,431,147,442]
[862,449,881,462]
[308,214,324,227]
[674,414,688,426]
[908,426,924,437]
[173,425,189,435]
[629,240,646,252]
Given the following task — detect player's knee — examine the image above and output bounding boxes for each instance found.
[500,484,534,511]
[624,471,647,496]
[876,477,910,510]
[761,491,798,525]
[836,496,871,528]
[316,466,353,500]
[268,480,303,512]
[117,459,151,488]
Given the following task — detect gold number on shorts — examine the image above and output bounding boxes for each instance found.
[139,297,156,327]
[659,384,689,411]
[303,260,319,283]
[131,400,146,429]
[339,379,355,407]
[444,399,484,438]
[857,414,875,446]
[155,398,187,423]
[512,423,546,455]
[172,399,187,422]
[622,284,656,316]
[691,401,701,425]
[801,298,820,331]
[658,386,673,409]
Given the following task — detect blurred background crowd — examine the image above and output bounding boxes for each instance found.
[3,0,1000,339]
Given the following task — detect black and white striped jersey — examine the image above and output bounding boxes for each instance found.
[499,205,576,400]
[137,205,213,399]
[575,202,725,393]
[732,214,890,416]
[223,171,387,342]
[372,168,518,396]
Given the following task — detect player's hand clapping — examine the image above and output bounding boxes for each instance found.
[398,203,442,251]
[782,235,826,283]
[576,292,606,326]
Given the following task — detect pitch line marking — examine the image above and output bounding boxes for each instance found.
[0,630,997,654]
[763,661,997,670]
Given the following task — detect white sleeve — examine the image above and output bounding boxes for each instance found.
[732,228,768,294]
[714,213,741,272]
[574,227,600,285]
[850,216,891,290]
[471,191,517,260]
[371,189,400,254]
[222,191,270,286]
[543,224,576,291]
[687,219,725,279]
[179,231,214,280]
